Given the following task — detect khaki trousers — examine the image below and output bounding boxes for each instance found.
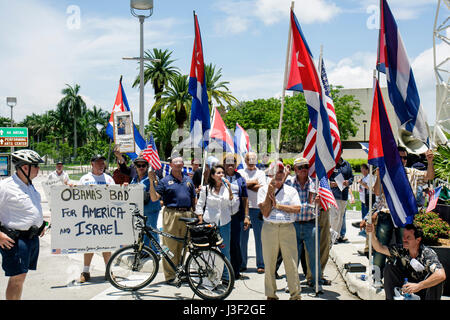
[306,209,330,282]
[329,199,347,234]
[162,207,194,281]
[261,222,301,299]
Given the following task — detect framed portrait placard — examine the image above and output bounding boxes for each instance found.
[113,111,135,153]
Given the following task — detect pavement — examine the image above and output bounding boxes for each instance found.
[0,173,448,301]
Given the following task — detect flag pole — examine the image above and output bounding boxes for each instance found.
[200,106,216,187]
[277,1,295,157]
[368,69,377,293]
[314,44,324,296]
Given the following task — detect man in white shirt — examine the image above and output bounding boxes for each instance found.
[47,161,69,185]
[78,154,115,283]
[0,149,46,300]
[258,162,302,300]
[238,152,267,274]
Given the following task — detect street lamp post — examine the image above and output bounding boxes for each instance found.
[129,0,154,137]
[6,97,17,153]
[362,120,367,142]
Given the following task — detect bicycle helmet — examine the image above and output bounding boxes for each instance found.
[12,149,44,168]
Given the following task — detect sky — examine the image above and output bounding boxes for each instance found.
[0,0,447,127]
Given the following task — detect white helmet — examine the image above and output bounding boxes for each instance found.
[12,149,44,167]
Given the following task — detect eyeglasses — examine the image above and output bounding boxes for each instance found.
[135,164,148,168]
[400,156,408,160]
[295,165,309,170]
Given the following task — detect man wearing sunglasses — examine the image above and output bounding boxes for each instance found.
[0,149,46,300]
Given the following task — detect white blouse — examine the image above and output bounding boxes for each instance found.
[195,184,238,226]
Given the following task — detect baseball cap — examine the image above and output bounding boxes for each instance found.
[293,157,309,167]
[91,154,106,162]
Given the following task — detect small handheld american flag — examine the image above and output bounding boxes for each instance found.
[142,134,162,170]
[318,176,338,211]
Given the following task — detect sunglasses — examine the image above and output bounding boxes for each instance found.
[295,165,309,170]
[400,156,408,160]
[31,164,40,168]
[135,164,148,168]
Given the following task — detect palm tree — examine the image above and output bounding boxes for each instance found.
[132,48,180,122]
[57,84,86,157]
[152,74,191,144]
[205,63,239,113]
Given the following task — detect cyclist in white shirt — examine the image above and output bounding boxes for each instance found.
[0,149,46,300]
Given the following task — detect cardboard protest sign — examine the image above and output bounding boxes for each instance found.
[113,111,135,153]
[50,184,143,254]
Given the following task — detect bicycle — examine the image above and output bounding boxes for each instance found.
[105,203,235,300]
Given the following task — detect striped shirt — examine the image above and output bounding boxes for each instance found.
[285,176,316,221]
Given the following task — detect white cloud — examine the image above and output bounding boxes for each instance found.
[0,0,182,123]
[358,0,435,20]
[213,0,341,35]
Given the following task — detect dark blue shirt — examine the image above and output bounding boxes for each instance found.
[131,175,161,213]
[155,173,195,208]
[225,171,248,221]
[329,159,354,201]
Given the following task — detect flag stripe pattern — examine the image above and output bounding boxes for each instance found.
[368,78,417,227]
[377,0,429,144]
[286,9,337,210]
[189,13,210,148]
[106,78,147,160]
[142,133,162,170]
[234,122,252,170]
[303,56,341,177]
[208,107,235,153]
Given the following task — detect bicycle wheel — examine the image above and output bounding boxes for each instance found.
[106,245,159,291]
[185,248,235,300]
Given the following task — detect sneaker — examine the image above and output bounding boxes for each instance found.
[321,278,332,286]
[80,272,90,283]
[337,237,349,243]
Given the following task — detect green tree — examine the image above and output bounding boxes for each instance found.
[57,84,87,158]
[133,48,180,122]
[146,112,177,159]
[205,63,239,113]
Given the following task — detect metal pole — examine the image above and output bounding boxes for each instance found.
[10,106,14,153]
[139,15,145,137]
[277,1,294,157]
[200,107,216,187]
[315,176,319,295]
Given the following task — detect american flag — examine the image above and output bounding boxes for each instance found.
[142,134,162,170]
[426,186,442,213]
[303,55,341,177]
[318,176,338,211]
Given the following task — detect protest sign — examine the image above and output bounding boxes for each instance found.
[113,111,135,153]
[50,184,143,254]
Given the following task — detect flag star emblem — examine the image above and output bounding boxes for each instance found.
[113,103,122,113]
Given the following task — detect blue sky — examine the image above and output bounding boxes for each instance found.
[0,0,447,127]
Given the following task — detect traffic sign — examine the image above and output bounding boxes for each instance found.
[0,127,29,147]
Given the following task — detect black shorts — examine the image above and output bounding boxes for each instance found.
[0,236,39,277]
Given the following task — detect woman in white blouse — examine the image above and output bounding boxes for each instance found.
[196,165,238,265]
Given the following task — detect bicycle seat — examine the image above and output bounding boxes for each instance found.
[179,217,199,225]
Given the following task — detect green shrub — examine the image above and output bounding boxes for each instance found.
[414,211,450,245]
[347,158,367,173]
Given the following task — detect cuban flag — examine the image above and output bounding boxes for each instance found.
[368,78,417,227]
[106,77,147,160]
[189,12,210,148]
[377,0,430,145]
[234,122,252,169]
[208,107,234,153]
[286,9,337,210]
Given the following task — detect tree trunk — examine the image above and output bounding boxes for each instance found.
[73,116,77,158]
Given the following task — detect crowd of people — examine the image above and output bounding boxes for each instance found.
[0,147,447,300]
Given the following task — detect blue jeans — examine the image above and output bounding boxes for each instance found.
[218,222,231,280]
[361,203,369,220]
[240,208,264,269]
[373,212,404,277]
[340,211,347,238]
[294,221,322,285]
[144,209,160,253]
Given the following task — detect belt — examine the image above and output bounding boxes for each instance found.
[166,207,191,212]
[296,219,316,224]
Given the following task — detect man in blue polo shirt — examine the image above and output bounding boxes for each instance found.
[149,156,196,283]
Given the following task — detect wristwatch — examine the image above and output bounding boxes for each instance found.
[244,215,250,219]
